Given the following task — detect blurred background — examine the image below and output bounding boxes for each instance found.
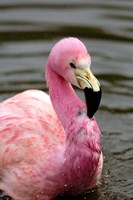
[0,0,133,199]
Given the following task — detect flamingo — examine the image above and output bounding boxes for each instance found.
[0,37,103,200]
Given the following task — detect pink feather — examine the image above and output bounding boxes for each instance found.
[0,37,103,200]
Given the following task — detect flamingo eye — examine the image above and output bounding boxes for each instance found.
[70,63,76,69]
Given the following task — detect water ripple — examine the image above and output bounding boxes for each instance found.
[0,0,133,199]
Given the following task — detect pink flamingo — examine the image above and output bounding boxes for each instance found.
[0,37,103,200]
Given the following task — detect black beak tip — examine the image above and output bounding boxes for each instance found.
[84,87,102,118]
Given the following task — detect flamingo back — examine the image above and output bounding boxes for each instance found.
[0,89,66,200]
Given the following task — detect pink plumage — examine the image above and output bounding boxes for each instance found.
[0,37,103,200]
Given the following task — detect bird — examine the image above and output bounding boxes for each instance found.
[0,37,103,200]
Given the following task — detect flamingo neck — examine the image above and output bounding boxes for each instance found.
[46,67,101,190]
[46,67,86,129]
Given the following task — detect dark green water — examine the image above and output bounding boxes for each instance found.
[0,0,133,199]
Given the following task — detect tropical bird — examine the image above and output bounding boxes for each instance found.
[0,37,103,200]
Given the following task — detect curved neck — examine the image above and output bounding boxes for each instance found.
[46,67,86,130]
[46,66,102,189]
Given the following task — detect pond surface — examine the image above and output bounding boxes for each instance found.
[0,0,133,199]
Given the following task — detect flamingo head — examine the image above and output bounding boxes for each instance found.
[47,37,102,118]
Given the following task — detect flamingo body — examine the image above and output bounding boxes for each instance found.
[0,38,103,200]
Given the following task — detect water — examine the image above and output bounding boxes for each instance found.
[0,0,133,199]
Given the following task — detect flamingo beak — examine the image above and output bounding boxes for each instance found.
[75,68,102,118]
